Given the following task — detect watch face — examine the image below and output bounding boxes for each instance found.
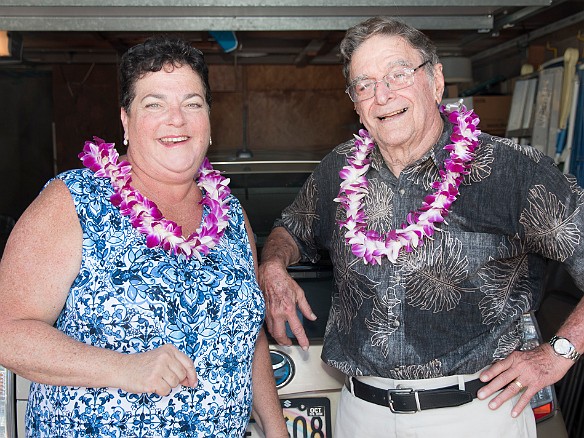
[554,338,572,355]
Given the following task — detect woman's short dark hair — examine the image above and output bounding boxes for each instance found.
[340,17,439,85]
[119,35,212,113]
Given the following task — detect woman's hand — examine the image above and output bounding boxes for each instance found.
[118,344,198,396]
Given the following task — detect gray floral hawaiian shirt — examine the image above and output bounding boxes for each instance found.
[275,118,584,379]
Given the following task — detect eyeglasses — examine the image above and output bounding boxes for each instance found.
[346,60,431,103]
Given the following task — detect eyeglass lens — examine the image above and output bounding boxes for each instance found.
[347,60,429,102]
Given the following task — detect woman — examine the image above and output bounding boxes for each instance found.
[0,36,288,437]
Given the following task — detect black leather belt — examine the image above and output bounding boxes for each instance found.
[346,376,487,413]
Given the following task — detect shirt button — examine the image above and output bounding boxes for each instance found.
[399,189,405,195]
[391,320,400,328]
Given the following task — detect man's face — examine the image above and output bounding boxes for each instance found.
[349,34,445,154]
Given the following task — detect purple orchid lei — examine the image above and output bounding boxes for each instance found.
[334,102,481,265]
[79,137,231,260]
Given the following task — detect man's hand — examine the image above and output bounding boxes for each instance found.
[258,260,316,350]
[477,344,573,417]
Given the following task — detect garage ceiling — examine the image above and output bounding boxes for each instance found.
[0,0,582,66]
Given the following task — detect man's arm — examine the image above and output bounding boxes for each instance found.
[478,152,584,417]
[258,227,316,350]
[260,226,302,268]
[478,298,583,417]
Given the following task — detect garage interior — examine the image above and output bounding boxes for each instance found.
[1,0,583,215]
[1,1,583,437]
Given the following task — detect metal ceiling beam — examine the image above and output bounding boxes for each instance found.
[294,38,328,66]
[0,0,553,6]
[0,5,501,16]
[0,15,494,32]
[471,9,584,61]
[461,0,569,47]
[0,0,553,32]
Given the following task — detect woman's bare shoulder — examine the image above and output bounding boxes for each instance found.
[0,178,82,322]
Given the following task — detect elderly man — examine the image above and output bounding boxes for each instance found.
[258,16,583,437]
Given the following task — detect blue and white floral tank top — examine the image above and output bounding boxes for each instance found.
[25,168,265,437]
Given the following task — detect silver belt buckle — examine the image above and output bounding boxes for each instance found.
[387,388,422,413]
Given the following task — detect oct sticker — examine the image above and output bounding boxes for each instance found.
[281,397,332,437]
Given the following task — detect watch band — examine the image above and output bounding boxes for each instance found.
[549,335,581,362]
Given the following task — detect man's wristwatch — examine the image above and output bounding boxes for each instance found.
[549,335,581,362]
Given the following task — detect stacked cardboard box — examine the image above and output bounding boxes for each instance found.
[442,96,512,137]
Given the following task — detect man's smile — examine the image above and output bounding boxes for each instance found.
[378,107,408,120]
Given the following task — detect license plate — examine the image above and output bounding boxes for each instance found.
[246,397,332,438]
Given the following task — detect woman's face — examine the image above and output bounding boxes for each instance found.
[121,64,211,183]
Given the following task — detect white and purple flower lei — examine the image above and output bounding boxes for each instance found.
[334,102,481,265]
[79,137,231,260]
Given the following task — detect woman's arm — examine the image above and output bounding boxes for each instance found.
[0,179,197,395]
[242,209,288,437]
[0,179,95,384]
[251,329,289,437]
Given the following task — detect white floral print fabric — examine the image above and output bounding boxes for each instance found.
[26,169,264,437]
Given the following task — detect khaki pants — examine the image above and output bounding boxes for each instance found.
[335,372,536,438]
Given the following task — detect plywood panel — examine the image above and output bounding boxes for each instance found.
[247,89,357,158]
[209,64,241,93]
[50,63,359,169]
[246,65,346,91]
[210,91,244,156]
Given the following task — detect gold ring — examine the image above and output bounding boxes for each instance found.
[513,380,524,390]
